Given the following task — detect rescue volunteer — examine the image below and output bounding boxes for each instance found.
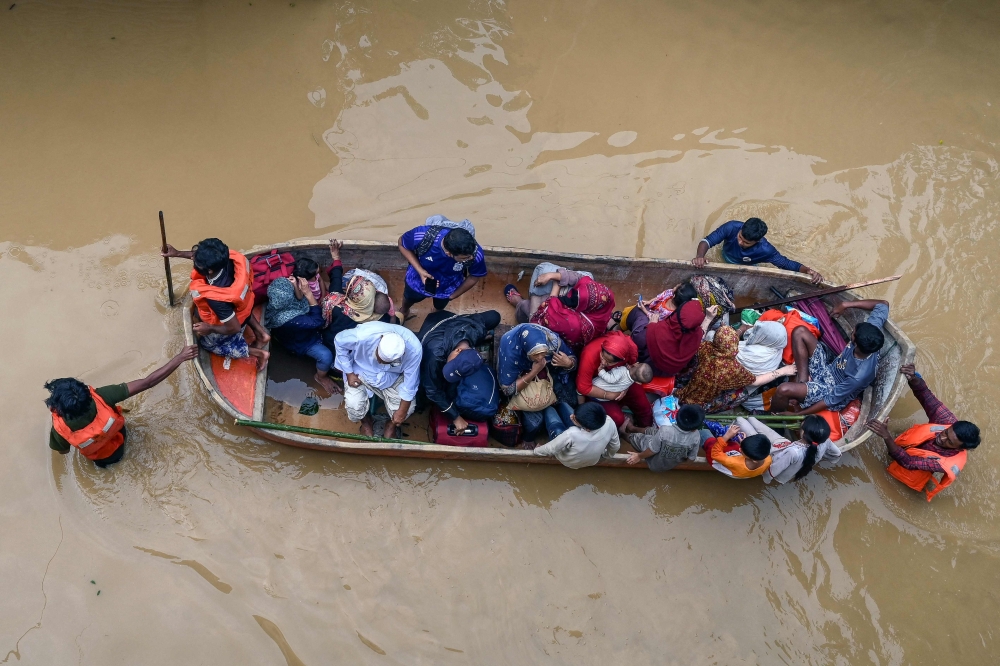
[866,363,981,501]
[46,346,199,467]
[162,238,269,368]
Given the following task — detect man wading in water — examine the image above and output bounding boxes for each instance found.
[46,346,199,467]
[866,363,981,501]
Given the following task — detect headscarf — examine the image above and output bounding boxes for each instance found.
[675,326,755,406]
[601,331,638,366]
[737,321,786,375]
[497,323,567,393]
[644,300,705,376]
[530,276,616,350]
[264,278,311,329]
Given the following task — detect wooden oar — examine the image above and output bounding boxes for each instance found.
[751,275,901,310]
[235,418,431,446]
[159,210,175,307]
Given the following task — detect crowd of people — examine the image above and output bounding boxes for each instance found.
[44,215,982,501]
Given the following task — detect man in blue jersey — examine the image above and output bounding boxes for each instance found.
[692,217,823,283]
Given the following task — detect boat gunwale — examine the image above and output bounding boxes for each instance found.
[187,238,916,466]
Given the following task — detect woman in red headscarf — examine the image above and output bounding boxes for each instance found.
[638,299,715,377]
[529,272,616,352]
[576,331,654,428]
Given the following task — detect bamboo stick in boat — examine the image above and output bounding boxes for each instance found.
[235,418,432,445]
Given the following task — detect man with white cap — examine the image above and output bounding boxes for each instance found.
[333,321,422,438]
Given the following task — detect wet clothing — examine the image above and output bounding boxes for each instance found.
[49,384,130,461]
[400,224,488,299]
[703,220,802,271]
[417,311,501,422]
[802,303,889,411]
[888,376,960,474]
[628,422,702,472]
[533,418,620,469]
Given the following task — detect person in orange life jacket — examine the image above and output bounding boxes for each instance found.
[770,299,889,414]
[46,346,199,468]
[692,217,824,284]
[865,363,981,501]
[162,238,270,369]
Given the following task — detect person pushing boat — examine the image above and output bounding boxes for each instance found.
[46,346,199,468]
[692,217,824,284]
[865,363,981,501]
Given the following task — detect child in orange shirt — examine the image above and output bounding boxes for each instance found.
[704,424,771,479]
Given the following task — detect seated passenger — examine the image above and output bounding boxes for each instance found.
[703,424,772,479]
[771,299,890,415]
[397,215,488,320]
[532,402,620,469]
[417,309,502,432]
[735,321,787,411]
[263,277,337,396]
[744,415,842,484]
[442,348,500,428]
[504,264,615,351]
[692,217,823,283]
[865,363,981,501]
[334,322,422,439]
[497,323,578,443]
[504,262,594,323]
[321,240,398,354]
[46,346,198,468]
[622,404,705,472]
[162,238,270,368]
[675,326,797,411]
[292,256,326,301]
[576,332,654,429]
[630,294,716,378]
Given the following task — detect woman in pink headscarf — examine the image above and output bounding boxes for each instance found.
[526,269,616,352]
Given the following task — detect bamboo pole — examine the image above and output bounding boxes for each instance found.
[235,418,431,446]
[750,275,901,310]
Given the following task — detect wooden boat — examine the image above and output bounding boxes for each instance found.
[182,239,915,470]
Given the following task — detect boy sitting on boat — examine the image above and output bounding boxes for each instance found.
[532,402,620,469]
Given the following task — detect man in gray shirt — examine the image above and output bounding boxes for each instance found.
[622,404,706,472]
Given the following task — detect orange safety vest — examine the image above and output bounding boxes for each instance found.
[190,250,255,326]
[758,309,821,365]
[886,423,967,502]
[51,387,126,461]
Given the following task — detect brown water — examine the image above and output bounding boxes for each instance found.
[2,1,999,663]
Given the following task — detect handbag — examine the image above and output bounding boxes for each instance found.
[507,374,557,412]
[250,249,296,299]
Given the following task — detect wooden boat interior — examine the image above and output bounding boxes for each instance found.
[183,239,915,468]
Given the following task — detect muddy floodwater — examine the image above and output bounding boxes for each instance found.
[2,1,999,663]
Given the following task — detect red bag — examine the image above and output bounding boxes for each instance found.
[428,407,489,447]
[251,249,296,299]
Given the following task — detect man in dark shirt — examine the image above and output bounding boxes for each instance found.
[47,346,198,467]
[866,364,981,474]
[692,217,823,283]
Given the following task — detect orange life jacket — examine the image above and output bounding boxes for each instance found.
[51,387,126,461]
[886,423,967,502]
[758,309,821,365]
[190,250,255,326]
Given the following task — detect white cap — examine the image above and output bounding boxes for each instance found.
[377,333,406,363]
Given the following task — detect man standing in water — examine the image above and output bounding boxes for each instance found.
[46,346,199,468]
[397,215,488,321]
[692,217,824,283]
[162,238,270,368]
[866,364,981,501]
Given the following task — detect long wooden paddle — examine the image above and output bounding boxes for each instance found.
[751,275,901,310]
[159,210,175,306]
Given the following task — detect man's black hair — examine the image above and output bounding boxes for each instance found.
[293,257,320,279]
[676,404,705,432]
[442,228,478,258]
[193,238,230,275]
[44,378,94,421]
[741,217,768,242]
[741,434,771,462]
[853,322,885,355]
[575,401,607,431]
[953,421,981,449]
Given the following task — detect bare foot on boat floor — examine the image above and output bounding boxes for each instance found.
[251,331,270,348]
[315,373,340,396]
[250,348,270,371]
[359,417,375,437]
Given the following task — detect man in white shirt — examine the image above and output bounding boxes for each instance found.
[334,321,422,438]
[532,402,620,469]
